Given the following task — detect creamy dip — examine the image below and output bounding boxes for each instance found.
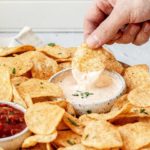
[51,69,125,114]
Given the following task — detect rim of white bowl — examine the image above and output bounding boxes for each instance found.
[49,68,126,105]
[0,101,29,142]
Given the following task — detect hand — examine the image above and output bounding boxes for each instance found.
[84,0,150,48]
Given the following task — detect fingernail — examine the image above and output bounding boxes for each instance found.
[86,35,100,49]
[144,24,150,33]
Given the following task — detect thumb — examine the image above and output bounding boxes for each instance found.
[86,8,128,48]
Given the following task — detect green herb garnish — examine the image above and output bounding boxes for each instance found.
[84,134,89,140]
[140,108,148,115]
[72,91,93,99]
[68,118,79,126]
[12,68,16,74]
[72,93,79,96]
[48,43,56,47]
[67,140,76,145]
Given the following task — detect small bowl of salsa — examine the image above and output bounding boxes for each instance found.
[0,101,31,150]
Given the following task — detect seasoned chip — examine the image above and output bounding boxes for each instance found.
[53,130,81,147]
[25,102,65,134]
[63,112,84,135]
[37,45,70,59]
[31,52,58,79]
[0,67,12,101]
[128,84,150,107]
[18,51,59,79]
[12,85,27,108]
[118,121,150,150]
[73,44,124,74]
[0,45,35,57]
[22,131,57,148]
[124,64,150,90]
[82,120,122,149]
[0,56,33,77]
[17,78,63,99]
[72,44,105,72]
[11,76,29,87]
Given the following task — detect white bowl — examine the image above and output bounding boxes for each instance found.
[49,68,126,115]
[0,101,31,150]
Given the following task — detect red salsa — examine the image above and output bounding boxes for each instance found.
[0,104,26,138]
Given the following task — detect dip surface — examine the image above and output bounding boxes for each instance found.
[0,103,26,138]
[53,70,124,106]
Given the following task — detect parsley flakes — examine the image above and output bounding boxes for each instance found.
[48,43,56,47]
[72,91,93,99]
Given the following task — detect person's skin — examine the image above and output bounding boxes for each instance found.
[84,0,150,49]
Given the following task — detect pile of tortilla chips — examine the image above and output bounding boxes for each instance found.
[0,44,150,150]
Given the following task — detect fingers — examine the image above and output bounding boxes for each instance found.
[133,22,150,45]
[84,0,113,40]
[116,24,141,44]
[86,7,129,49]
[84,1,106,40]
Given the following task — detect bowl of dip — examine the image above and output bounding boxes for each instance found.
[0,101,31,150]
[49,68,126,115]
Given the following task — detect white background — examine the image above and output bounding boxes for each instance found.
[0,0,149,66]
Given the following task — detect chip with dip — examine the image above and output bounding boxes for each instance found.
[49,44,126,114]
[0,43,149,150]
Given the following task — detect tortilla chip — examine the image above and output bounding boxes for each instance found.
[17,78,63,99]
[63,112,84,135]
[12,85,27,108]
[72,44,105,72]
[118,121,150,150]
[24,94,33,108]
[22,131,57,148]
[37,45,70,59]
[25,102,65,134]
[82,120,122,149]
[0,67,12,101]
[128,84,150,107]
[11,76,29,87]
[0,56,33,77]
[124,64,150,90]
[53,130,81,147]
[0,45,35,57]
[31,52,58,79]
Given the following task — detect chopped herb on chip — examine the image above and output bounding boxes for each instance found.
[140,108,148,115]
[48,43,56,47]
[12,68,16,74]
[67,139,76,145]
[68,118,79,126]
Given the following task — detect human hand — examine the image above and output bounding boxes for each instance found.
[84,0,150,48]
